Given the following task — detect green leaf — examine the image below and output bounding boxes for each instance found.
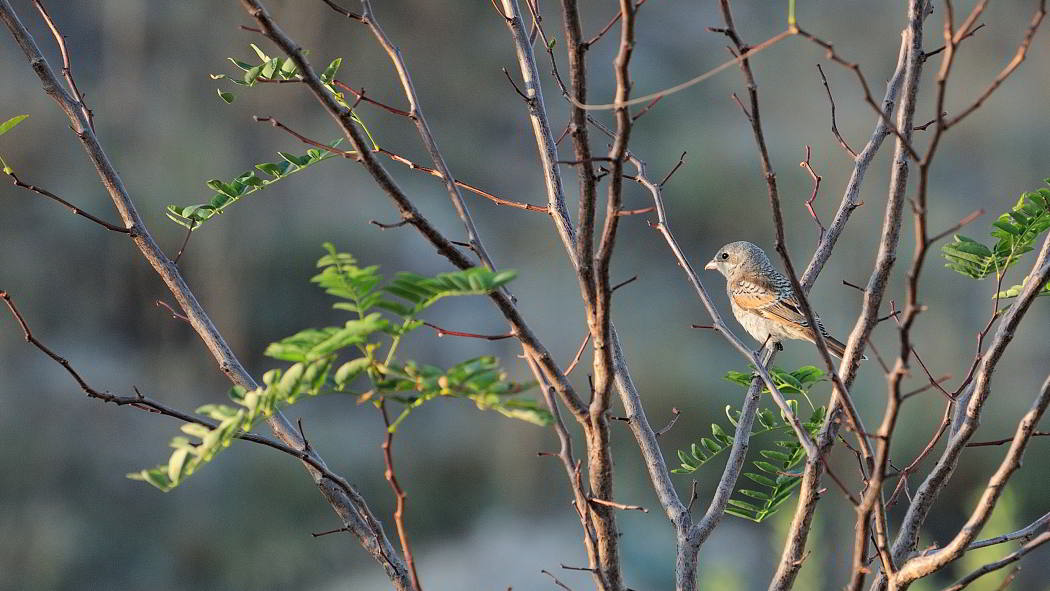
[334,357,371,388]
[727,499,765,513]
[217,89,235,104]
[249,43,270,62]
[0,114,29,136]
[743,472,777,487]
[321,57,343,83]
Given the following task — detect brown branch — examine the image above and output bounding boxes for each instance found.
[8,173,129,233]
[380,402,423,591]
[815,64,857,158]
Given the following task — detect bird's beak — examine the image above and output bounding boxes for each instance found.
[704,259,717,271]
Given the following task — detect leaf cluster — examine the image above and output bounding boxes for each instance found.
[165,141,344,228]
[131,245,545,491]
[166,46,376,229]
[674,366,827,523]
[942,180,1050,299]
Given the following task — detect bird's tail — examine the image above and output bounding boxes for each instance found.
[824,335,868,360]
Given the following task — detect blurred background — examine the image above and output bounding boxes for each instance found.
[1,1,1048,589]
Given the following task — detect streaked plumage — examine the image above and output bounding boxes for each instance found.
[704,241,863,359]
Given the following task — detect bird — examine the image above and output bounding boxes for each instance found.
[704,241,864,359]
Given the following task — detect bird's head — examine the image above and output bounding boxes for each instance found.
[704,241,771,278]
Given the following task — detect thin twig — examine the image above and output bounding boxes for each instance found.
[422,321,515,341]
[815,64,857,158]
[380,402,423,591]
[541,569,574,591]
[654,408,681,438]
[966,431,1050,448]
[155,300,191,324]
[8,173,129,233]
[588,497,648,513]
[32,0,93,129]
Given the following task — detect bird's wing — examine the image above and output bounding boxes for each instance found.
[730,273,810,329]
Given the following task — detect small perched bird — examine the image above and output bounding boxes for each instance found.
[704,241,864,359]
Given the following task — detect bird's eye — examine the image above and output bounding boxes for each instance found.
[720,252,729,260]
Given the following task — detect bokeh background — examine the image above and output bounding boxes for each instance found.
[1,1,1048,589]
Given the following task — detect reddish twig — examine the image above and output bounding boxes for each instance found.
[173,220,196,264]
[422,321,515,341]
[155,300,191,324]
[379,402,423,591]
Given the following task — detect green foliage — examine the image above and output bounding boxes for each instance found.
[168,46,376,229]
[0,114,28,136]
[131,245,546,491]
[942,180,1050,286]
[674,366,827,523]
[165,142,344,228]
[128,356,333,492]
[0,113,28,174]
